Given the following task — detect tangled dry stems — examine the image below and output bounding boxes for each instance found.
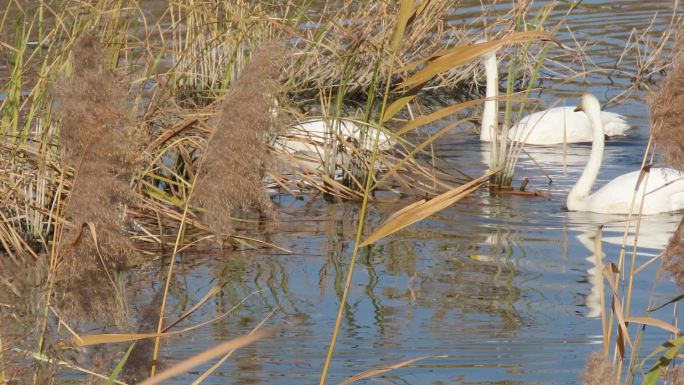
[287,0,460,96]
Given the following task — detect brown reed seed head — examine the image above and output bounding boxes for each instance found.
[649,31,684,170]
[663,217,684,288]
[581,351,617,385]
[651,32,684,289]
[667,364,684,385]
[54,33,140,277]
[192,43,286,235]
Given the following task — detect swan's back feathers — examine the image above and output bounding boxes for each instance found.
[508,106,630,145]
[278,119,393,156]
[600,111,631,136]
[582,168,684,214]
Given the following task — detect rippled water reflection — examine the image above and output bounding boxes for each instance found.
[50,1,683,384]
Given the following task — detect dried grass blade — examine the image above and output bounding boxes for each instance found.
[398,32,557,89]
[162,283,223,332]
[413,0,432,17]
[382,81,427,123]
[191,307,278,385]
[397,96,530,136]
[136,328,277,385]
[602,262,632,356]
[73,332,174,346]
[373,117,474,191]
[337,355,446,385]
[625,316,681,335]
[70,290,258,347]
[360,169,496,247]
[391,0,413,53]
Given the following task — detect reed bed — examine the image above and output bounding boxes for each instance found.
[1,0,680,384]
[0,0,548,262]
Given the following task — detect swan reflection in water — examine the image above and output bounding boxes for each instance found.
[471,212,679,320]
[574,214,680,318]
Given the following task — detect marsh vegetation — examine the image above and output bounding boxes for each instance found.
[0,1,683,384]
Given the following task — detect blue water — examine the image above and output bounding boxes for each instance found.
[43,1,682,384]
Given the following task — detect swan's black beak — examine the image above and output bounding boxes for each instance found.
[574,105,582,112]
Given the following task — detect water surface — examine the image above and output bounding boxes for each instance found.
[49,1,684,384]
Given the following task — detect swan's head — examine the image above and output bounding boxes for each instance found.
[474,39,497,64]
[574,94,600,113]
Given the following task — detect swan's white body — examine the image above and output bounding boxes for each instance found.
[479,51,630,144]
[566,94,684,214]
[508,106,630,145]
[274,119,393,171]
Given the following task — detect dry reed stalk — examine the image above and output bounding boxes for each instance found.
[191,43,286,235]
[171,0,277,100]
[288,0,460,96]
[581,351,617,385]
[650,30,684,287]
[54,33,142,277]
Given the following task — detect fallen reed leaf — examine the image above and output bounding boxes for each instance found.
[161,283,223,332]
[191,307,279,385]
[386,32,556,121]
[360,169,497,247]
[337,355,447,385]
[390,0,414,53]
[136,328,277,385]
[602,262,632,358]
[625,316,681,335]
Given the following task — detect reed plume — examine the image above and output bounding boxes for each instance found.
[191,44,286,236]
[667,364,684,385]
[650,31,684,287]
[650,31,684,170]
[581,351,617,385]
[54,33,141,277]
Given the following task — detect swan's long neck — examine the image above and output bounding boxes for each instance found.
[480,52,498,142]
[567,99,605,207]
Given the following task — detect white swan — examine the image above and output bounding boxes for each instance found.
[479,50,630,144]
[273,119,393,172]
[566,93,684,214]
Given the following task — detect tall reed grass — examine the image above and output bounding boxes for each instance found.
[3,1,677,384]
[578,36,684,383]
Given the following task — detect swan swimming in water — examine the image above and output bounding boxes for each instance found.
[478,49,631,145]
[273,118,394,173]
[566,93,684,214]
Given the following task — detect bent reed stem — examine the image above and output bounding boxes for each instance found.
[317,12,406,381]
